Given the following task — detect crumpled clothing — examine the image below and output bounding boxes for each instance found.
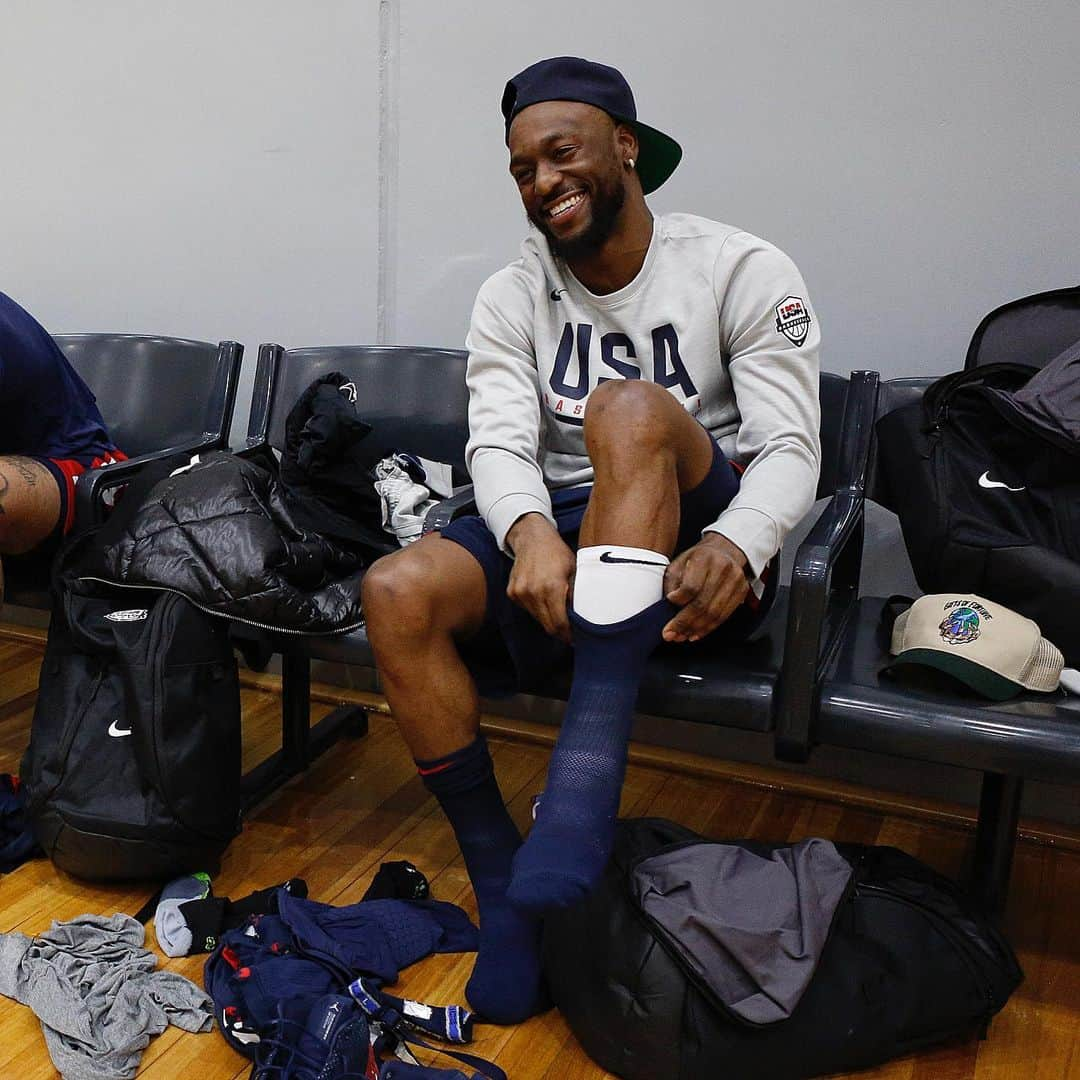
[373,456,438,545]
[279,371,398,558]
[275,893,478,985]
[0,912,213,1080]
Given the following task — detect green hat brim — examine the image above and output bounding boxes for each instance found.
[886,649,1023,701]
[630,120,682,194]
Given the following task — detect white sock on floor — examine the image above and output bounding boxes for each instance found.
[572,545,669,625]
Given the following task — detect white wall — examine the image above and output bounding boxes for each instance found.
[0,0,380,431]
[391,0,1080,377]
[2,1,1078,412]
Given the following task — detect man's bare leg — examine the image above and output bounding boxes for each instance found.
[577,380,716,550]
[0,456,64,606]
[508,382,723,913]
[362,534,488,759]
[362,534,546,1023]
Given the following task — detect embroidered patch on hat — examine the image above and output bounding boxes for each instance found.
[938,601,986,645]
[774,295,812,347]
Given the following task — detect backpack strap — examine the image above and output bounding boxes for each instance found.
[348,978,506,1080]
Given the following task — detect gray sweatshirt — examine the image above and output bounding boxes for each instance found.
[465,213,822,576]
[0,912,213,1079]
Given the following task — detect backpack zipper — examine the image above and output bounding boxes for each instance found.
[73,575,365,637]
[36,669,106,806]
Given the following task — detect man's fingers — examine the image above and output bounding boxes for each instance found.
[663,570,748,642]
[515,580,570,642]
[665,552,708,605]
[549,594,572,644]
[533,579,568,641]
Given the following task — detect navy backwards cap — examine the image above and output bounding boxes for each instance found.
[501,56,682,195]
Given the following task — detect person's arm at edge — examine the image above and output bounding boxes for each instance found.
[664,236,821,642]
[465,269,575,640]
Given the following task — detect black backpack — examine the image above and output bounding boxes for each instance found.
[876,358,1080,663]
[21,570,242,881]
[543,818,1021,1080]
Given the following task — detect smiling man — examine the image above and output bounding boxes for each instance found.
[362,56,821,1024]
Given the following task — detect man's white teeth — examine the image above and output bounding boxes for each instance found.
[549,193,584,218]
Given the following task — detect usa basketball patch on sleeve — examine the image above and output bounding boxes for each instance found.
[774,295,812,347]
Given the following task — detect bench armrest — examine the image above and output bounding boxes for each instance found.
[773,369,880,763]
[72,437,228,535]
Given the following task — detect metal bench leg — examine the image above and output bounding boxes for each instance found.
[240,651,311,811]
[240,656,370,813]
[281,651,312,769]
[970,772,1023,917]
[309,705,370,757]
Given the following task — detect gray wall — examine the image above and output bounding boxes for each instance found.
[389,0,1080,379]
[1,0,381,431]
[3,1,1077,411]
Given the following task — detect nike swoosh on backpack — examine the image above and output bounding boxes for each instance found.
[978,471,1026,492]
[108,719,133,738]
[599,551,668,567]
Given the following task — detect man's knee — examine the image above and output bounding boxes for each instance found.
[361,538,486,642]
[362,550,439,637]
[584,381,682,459]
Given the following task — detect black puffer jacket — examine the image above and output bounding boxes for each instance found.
[81,451,365,634]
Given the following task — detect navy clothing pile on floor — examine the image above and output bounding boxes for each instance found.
[198,863,503,1079]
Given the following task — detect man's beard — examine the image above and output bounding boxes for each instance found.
[530,171,626,261]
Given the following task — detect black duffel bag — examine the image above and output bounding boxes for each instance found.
[543,818,1021,1080]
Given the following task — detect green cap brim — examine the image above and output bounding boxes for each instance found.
[631,121,682,195]
[886,649,1023,701]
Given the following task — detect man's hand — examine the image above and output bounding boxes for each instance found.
[506,513,576,643]
[662,533,751,643]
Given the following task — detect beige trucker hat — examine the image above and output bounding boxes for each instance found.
[887,594,1064,701]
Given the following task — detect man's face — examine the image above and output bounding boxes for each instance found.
[508,100,629,260]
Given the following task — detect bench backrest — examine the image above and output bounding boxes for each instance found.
[249,345,471,484]
[250,352,864,503]
[816,370,860,501]
[54,334,242,457]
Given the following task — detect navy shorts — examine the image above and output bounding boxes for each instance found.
[440,438,777,696]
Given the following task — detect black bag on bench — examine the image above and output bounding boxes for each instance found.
[543,818,1021,1080]
[21,568,242,881]
[876,352,1080,663]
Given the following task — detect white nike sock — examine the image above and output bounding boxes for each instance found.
[572,545,669,625]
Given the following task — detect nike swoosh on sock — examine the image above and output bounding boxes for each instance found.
[599,551,668,567]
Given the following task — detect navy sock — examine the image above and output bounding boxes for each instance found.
[507,598,675,914]
[417,735,545,1024]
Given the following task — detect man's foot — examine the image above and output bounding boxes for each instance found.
[416,735,548,1023]
[465,901,548,1024]
[506,599,674,914]
[507,818,608,913]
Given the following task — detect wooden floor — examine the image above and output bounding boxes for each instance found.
[0,630,1078,1079]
